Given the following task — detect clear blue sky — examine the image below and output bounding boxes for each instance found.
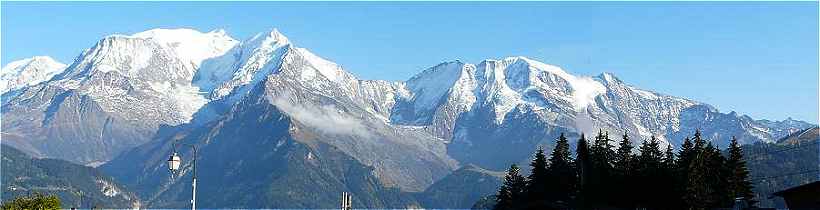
[2,2,818,123]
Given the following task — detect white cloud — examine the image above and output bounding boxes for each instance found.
[570,76,606,111]
[575,110,596,136]
[267,92,372,138]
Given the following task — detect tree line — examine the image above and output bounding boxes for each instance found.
[494,130,755,210]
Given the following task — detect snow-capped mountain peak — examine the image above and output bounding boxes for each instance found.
[200,28,293,100]
[498,56,606,111]
[291,47,350,83]
[131,28,239,67]
[406,60,471,111]
[261,28,290,44]
[395,56,614,125]
[244,28,291,51]
[0,56,67,94]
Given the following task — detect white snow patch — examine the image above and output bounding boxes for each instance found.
[85,161,107,168]
[634,122,653,138]
[406,61,466,111]
[132,28,238,67]
[148,81,209,123]
[633,88,660,100]
[96,179,121,197]
[294,48,345,83]
[516,57,606,111]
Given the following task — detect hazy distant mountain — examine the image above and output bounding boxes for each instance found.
[2,28,814,208]
[1,145,140,208]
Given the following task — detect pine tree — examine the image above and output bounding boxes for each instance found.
[687,141,729,209]
[604,132,615,160]
[693,129,706,153]
[686,146,713,210]
[705,142,730,207]
[663,144,675,170]
[588,130,614,206]
[636,136,664,208]
[678,137,695,170]
[524,147,549,207]
[613,133,634,175]
[546,133,575,206]
[575,134,592,209]
[676,137,695,209]
[661,144,681,208]
[612,133,635,208]
[592,130,616,164]
[495,164,527,210]
[725,136,756,207]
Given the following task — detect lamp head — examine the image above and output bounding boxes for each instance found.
[168,152,181,171]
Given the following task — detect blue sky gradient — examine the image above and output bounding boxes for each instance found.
[2,2,818,123]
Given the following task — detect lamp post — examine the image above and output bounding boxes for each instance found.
[168,141,198,210]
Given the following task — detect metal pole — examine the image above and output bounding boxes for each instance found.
[191,145,197,210]
[172,141,199,210]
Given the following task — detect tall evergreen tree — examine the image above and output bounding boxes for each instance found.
[495,164,527,210]
[705,142,730,207]
[613,133,634,174]
[725,136,756,207]
[575,134,592,209]
[524,147,549,207]
[692,129,706,153]
[588,130,615,206]
[635,136,664,208]
[661,144,680,208]
[678,137,696,171]
[546,133,576,206]
[604,132,615,160]
[676,137,695,209]
[591,130,616,164]
[687,141,730,209]
[686,146,714,210]
[663,145,676,170]
[612,133,635,208]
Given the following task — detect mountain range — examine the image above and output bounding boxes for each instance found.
[1,28,814,208]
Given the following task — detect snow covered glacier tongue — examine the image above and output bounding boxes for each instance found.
[2,28,814,190]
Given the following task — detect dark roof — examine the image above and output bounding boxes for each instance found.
[773,181,820,197]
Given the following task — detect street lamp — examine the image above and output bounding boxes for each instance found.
[168,153,181,171]
[167,141,198,210]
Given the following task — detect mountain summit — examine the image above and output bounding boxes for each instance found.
[1,56,66,95]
